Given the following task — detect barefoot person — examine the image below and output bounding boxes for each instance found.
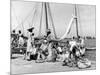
[24,27,35,60]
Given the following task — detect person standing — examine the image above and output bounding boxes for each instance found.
[46,29,52,41]
[24,27,35,60]
[78,37,85,56]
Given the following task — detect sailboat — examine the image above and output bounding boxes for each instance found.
[11,2,95,53]
[33,2,95,51]
[59,4,79,40]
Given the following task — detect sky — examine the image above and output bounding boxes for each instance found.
[11,0,96,38]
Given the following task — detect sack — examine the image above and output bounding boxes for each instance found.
[77,58,91,69]
[80,48,86,55]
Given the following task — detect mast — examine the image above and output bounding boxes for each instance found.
[44,2,49,34]
[38,2,43,36]
[74,4,79,38]
[47,3,57,39]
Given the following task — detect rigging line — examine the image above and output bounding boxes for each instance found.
[44,2,49,31]
[28,22,31,28]
[26,7,36,28]
[31,5,38,28]
[20,3,38,28]
[47,3,57,39]
[12,6,25,34]
[12,6,20,30]
[12,4,36,30]
[21,19,24,34]
[38,2,43,36]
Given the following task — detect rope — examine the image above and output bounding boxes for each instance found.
[31,4,38,28]
[47,3,57,39]
[12,3,38,34]
[22,3,38,27]
[12,6,20,30]
[38,2,43,36]
[21,19,25,34]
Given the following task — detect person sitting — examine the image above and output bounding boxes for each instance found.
[46,29,52,41]
[18,34,24,47]
[40,39,48,52]
[57,46,62,54]
[46,42,57,62]
[35,39,48,63]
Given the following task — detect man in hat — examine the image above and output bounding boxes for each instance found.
[35,39,48,62]
[11,30,17,57]
[27,27,34,33]
[11,30,19,48]
[12,30,15,34]
[24,27,35,60]
[18,30,24,46]
[11,30,16,40]
[46,29,52,41]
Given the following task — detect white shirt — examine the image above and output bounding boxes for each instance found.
[69,41,77,51]
[57,47,62,52]
[19,37,24,45]
[27,38,32,52]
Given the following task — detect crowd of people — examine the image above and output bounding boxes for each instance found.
[11,27,91,69]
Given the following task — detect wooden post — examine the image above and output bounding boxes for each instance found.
[74,4,79,38]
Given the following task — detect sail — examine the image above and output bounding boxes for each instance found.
[59,16,75,40]
[59,4,79,40]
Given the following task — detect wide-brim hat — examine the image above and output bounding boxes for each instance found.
[27,27,34,33]
[31,33,34,36]
[18,30,21,34]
